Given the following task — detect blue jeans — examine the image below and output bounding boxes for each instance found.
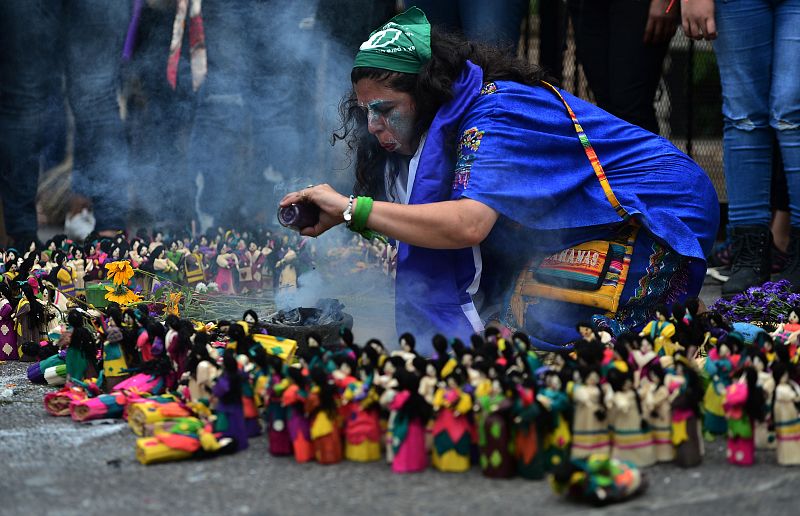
[0,0,130,236]
[714,0,800,227]
[408,0,530,46]
[190,0,317,230]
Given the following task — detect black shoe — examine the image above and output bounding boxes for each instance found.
[773,227,800,291]
[721,225,771,297]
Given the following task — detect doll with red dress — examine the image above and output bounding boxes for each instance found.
[431,366,474,472]
[724,366,765,466]
[282,366,314,463]
[388,368,432,473]
[308,366,343,464]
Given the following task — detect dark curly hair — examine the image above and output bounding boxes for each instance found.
[334,27,552,198]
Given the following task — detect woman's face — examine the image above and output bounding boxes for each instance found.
[354,78,417,156]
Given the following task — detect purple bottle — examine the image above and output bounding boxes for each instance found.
[277,203,320,231]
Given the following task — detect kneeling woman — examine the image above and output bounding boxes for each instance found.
[280,8,718,355]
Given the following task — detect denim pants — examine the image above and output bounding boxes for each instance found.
[714,0,800,227]
[567,0,671,135]
[408,0,530,46]
[190,0,317,230]
[0,0,130,236]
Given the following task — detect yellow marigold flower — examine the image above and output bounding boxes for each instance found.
[105,260,134,286]
[164,292,182,317]
[104,285,141,306]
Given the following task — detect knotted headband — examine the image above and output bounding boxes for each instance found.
[353,7,432,75]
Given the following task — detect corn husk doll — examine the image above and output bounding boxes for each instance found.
[607,367,655,468]
[430,366,473,472]
[388,368,432,473]
[771,362,800,465]
[571,366,611,460]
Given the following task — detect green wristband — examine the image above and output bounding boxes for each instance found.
[351,196,373,232]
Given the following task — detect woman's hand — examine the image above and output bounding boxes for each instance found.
[280,184,349,238]
[681,0,717,40]
[644,0,679,45]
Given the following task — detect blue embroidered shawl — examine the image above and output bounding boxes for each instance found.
[395,61,718,354]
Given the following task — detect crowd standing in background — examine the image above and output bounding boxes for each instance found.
[1,0,798,300]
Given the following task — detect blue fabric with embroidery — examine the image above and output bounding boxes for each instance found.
[395,61,718,352]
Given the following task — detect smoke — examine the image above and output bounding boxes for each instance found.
[273,226,397,345]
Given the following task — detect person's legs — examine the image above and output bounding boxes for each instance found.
[538,0,570,82]
[65,0,131,232]
[458,0,529,47]
[567,0,612,108]
[606,0,671,134]
[768,0,800,286]
[188,0,249,232]
[0,0,61,245]
[713,0,774,294]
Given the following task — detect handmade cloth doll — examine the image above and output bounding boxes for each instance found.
[307,366,343,464]
[282,366,314,463]
[475,372,516,478]
[607,367,655,468]
[639,305,679,357]
[341,377,382,462]
[723,367,764,466]
[669,355,704,467]
[550,455,647,506]
[510,381,546,480]
[15,284,46,360]
[212,349,248,452]
[0,283,19,360]
[184,244,207,287]
[68,246,88,293]
[538,370,572,472]
[214,243,239,294]
[48,251,76,298]
[571,366,610,460]
[64,310,98,383]
[642,363,674,463]
[388,369,432,473]
[431,367,473,472]
[753,354,776,450]
[771,362,800,466]
[102,326,129,391]
[185,334,219,403]
[703,341,736,436]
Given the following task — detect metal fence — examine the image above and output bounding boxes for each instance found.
[521,9,726,202]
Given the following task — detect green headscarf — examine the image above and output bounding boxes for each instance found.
[353,7,432,75]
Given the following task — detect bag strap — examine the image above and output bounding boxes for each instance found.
[540,81,630,222]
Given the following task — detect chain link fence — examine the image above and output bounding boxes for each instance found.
[521,6,726,202]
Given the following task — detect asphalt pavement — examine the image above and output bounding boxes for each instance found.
[2,278,798,516]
